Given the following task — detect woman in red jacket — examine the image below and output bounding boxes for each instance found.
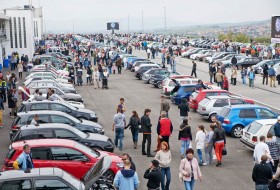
[223,76,229,91]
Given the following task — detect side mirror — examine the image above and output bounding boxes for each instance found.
[81,157,89,162]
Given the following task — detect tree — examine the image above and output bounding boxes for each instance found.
[234,33,249,43]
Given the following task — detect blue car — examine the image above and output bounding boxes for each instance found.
[170,84,196,105]
[217,105,278,138]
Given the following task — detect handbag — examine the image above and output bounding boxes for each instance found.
[222,146,227,156]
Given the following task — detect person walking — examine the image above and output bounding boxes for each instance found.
[211,122,226,166]
[204,124,215,165]
[266,132,280,173]
[122,153,136,171]
[112,108,126,151]
[117,98,126,113]
[86,66,93,85]
[13,144,34,170]
[179,148,202,190]
[178,119,192,158]
[17,62,23,80]
[195,125,206,166]
[191,61,197,78]
[254,136,271,164]
[178,98,191,123]
[155,141,172,190]
[248,68,256,88]
[222,76,229,91]
[160,96,170,118]
[125,111,141,149]
[252,155,273,190]
[262,64,269,85]
[209,64,216,84]
[274,116,280,141]
[215,69,224,87]
[231,67,237,85]
[268,65,276,87]
[157,111,173,145]
[116,57,122,74]
[7,89,16,118]
[231,55,237,67]
[141,109,154,157]
[93,68,100,89]
[241,67,247,86]
[113,160,140,190]
[144,160,162,190]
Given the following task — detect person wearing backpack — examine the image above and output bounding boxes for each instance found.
[125,111,141,149]
[211,122,226,167]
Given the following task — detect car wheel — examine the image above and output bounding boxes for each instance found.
[100,170,115,184]
[157,82,163,89]
[139,75,142,80]
[147,79,150,84]
[231,125,243,138]
[208,113,217,121]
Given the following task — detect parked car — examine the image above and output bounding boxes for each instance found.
[12,124,114,152]
[0,156,115,190]
[127,58,148,70]
[131,60,155,72]
[18,100,98,122]
[134,64,160,79]
[205,52,236,64]
[32,64,69,76]
[217,105,278,138]
[162,78,198,96]
[189,89,231,110]
[24,76,73,87]
[236,57,262,69]
[213,54,238,65]
[150,71,180,88]
[2,139,122,183]
[190,50,208,60]
[240,119,277,150]
[170,84,197,105]
[25,72,70,83]
[197,96,254,120]
[197,50,215,61]
[26,79,77,94]
[10,110,104,139]
[142,68,179,83]
[252,59,280,74]
[183,48,205,58]
[32,55,62,66]
[29,86,83,103]
[220,55,244,68]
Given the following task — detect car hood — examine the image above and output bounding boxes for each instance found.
[64,93,82,98]
[86,133,108,141]
[83,156,112,190]
[78,108,95,114]
[80,120,102,129]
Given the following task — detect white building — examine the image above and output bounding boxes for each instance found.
[0,5,43,67]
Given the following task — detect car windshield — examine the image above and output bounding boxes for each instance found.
[71,127,87,139]
[74,142,100,158]
[247,122,268,134]
[200,98,210,106]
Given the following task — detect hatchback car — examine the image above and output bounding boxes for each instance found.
[189,89,231,110]
[18,100,98,122]
[2,139,122,183]
[240,119,277,150]
[29,86,83,103]
[24,76,73,87]
[162,78,198,96]
[142,68,177,83]
[217,105,278,138]
[150,71,180,88]
[10,110,104,139]
[25,72,69,82]
[131,61,155,72]
[134,64,160,79]
[197,96,254,120]
[236,57,262,69]
[170,84,196,105]
[0,156,114,190]
[12,124,114,152]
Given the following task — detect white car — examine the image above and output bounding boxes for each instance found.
[161,78,198,96]
[24,77,73,87]
[25,72,69,83]
[240,119,277,150]
[32,65,69,76]
[190,50,208,60]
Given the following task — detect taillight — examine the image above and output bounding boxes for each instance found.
[165,88,167,92]
[223,119,230,124]
[252,136,258,142]
[202,107,206,111]
[12,125,19,130]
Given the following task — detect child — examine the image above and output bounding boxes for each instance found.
[223,76,229,91]
[102,69,109,89]
[112,62,117,74]
[195,125,206,166]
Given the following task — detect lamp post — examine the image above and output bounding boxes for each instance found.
[141,10,144,32]
[163,6,166,33]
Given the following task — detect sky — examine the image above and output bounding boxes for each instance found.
[1,0,279,33]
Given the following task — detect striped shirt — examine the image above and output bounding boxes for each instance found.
[266,140,280,161]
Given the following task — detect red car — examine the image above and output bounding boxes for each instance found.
[3,139,122,183]
[189,89,231,110]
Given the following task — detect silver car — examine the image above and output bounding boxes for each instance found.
[197,96,253,120]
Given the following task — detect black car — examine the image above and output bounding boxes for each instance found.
[10,110,104,139]
[236,57,262,69]
[12,124,114,152]
[134,64,160,79]
[18,100,98,122]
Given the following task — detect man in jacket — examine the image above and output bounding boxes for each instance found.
[141,109,154,157]
[114,160,139,190]
[160,96,170,118]
[191,61,197,78]
[113,108,126,151]
[252,155,273,190]
[274,116,280,141]
[157,111,173,145]
[215,69,224,87]
[178,98,190,123]
[268,65,276,87]
[144,160,161,190]
[231,55,237,66]
[13,144,34,170]
[116,57,122,74]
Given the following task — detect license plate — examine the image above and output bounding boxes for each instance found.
[245,132,250,139]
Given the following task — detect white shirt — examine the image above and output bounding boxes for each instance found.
[253,142,270,164]
[195,130,206,149]
[30,119,38,125]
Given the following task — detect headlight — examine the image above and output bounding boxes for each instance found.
[117,162,124,168]
[90,113,96,117]
[95,127,102,132]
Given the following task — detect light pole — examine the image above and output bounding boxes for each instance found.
[141,10,144,32]
[128,14,129,33]
[163,6,166,33]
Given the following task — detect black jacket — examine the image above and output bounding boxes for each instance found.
[192,63,197,71]
[178,124,192,140]
[126,115,141,131]
[178,101,190,116]
[212,127,226,144]
[144,168,161,189]
[141,115,152,133]
[231,56,237,65]
[252,161,272,185]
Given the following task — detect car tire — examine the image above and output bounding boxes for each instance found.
[157,82,162,89]
[231,125,243,138]
[101,169,115,184]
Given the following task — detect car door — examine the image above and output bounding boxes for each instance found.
[256,108,277,119]
[50,115,75,126]
[31,147,53,168]
[239,109,257,126]
[29,103,49,111]
[50,147,90,179]
[212,99,229,113]
[54,129,79,141]
[0,179,32,190]
[27,115,50,125]
[50,103,72,114]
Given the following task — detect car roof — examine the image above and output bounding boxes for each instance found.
[0,168,64,180]
[139,64,158,67]
[22,100,65,105]
[253,119,277,125]
[12,139,76,150]
[198,89,228,93]
[17,110,68,116]
[19,123,72,131]
[207,95,238,100]
[180,84,197,87]
[224,104,269,109]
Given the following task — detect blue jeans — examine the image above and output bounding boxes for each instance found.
[181,140,190,154]
[184,177,195,190]
[242,77,246,85]
[114,128,124,150]
[131,129,139,142]
[161,167,171,190]
[255,184,268,190]
[197,149,203,163]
